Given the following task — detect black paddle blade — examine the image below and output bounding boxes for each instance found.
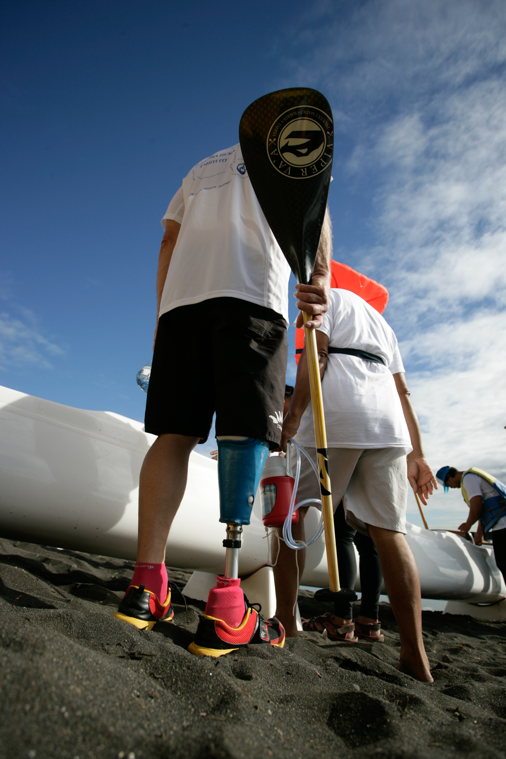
[239,88,334,285]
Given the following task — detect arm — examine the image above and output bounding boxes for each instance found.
[458,495,483,534]
[295,208,332,330]
[393,372,437,506]
[153,220,181,347]
[279,331,329,450]
[473,520,484,545]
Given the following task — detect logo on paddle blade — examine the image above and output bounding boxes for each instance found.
[266,106,333,179]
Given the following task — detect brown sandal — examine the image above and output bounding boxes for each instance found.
[354,619,384,642]
[302,612,358,642]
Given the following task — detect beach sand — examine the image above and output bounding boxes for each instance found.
[0,536,505,759]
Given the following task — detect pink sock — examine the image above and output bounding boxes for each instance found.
[205,576,245,628]
[131,562,168,604]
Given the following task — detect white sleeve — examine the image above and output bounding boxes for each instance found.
[462,473,484,500]
[161,186,184,229]
[318,292,334,339]
[389,341,405,374]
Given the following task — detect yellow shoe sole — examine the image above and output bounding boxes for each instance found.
[113,611,157,631]
[187,638,285,657]
[187,642,239,658]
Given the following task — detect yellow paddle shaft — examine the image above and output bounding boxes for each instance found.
[415,492,429,530]
[303,312,341,593]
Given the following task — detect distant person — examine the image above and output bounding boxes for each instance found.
[113,143,332,658]
[276,288,436,682]
[436,466,506,584]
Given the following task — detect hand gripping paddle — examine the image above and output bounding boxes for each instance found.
[239,88,357,611]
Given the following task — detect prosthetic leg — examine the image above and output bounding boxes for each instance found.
[218,437,269,574]
[188,437,286,657]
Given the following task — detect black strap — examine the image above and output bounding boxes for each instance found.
[328,347,386,365]
[295,346,386,366]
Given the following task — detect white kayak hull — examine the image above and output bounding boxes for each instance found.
[0,385,504,604]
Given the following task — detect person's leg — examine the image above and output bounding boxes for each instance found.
[367,525,432,682]
[273,514,306,637]
[138,302,214,566]
[136,433,200,563]
[298,499,359,642]
[128,433,199,602]
[343,449,432,679]
[354,530,383,621]
[491,527,506,585]
[333,501,357,622]
[115,305,214,628]
[272,448,361,637]
[204,435,270,628]
[272,446,320,636]
[188,301,288,656]
[113,433,199,629]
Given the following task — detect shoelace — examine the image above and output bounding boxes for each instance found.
[243,594,262,614]
[167,581,188,612]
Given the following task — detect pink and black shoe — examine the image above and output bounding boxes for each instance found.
[188,602,285,658]
[302,612,358,642]
[354,619,384,642]
[113,584,174,631]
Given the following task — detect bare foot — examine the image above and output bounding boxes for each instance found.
[398,657,434,683]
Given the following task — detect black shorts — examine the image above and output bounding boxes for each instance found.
[145,298,288,448]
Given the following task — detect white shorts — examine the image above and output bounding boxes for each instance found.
[295,446,409,535]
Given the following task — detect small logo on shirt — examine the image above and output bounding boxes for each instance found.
[266,106,333,179]
[237,163,247,175]
[269,410,284,431]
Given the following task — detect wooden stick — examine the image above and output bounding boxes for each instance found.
[415,492,429,530]
[303,313,341,592]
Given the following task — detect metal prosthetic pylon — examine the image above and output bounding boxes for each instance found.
[223,523,243,580]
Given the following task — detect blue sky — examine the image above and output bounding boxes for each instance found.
[2,0,505,529]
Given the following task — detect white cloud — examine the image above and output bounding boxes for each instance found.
[0,310,64,371]
[352,19,506,515]
[357,80,506,500]
[283,0,506,129]
[281,0,506,527]
[372,81,506,253]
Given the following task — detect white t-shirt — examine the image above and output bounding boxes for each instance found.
[295,289,412,451]
[159,144,291,322]
[462,473,506,532]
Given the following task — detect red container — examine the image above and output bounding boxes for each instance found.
[260,458,299,528]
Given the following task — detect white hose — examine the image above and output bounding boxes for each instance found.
[282,439,325,551]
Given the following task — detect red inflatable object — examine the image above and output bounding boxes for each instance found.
[295,261,389,364]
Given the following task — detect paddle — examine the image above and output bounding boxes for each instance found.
[239,88,356,610]
[415,492,429,530]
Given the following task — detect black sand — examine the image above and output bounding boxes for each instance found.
[0,537,505,759]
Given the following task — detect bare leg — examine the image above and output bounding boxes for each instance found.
[368,525,433,682]
[273,514,306,637]
[137,433,200,563]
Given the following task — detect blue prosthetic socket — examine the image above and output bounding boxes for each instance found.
[217,438,270,525]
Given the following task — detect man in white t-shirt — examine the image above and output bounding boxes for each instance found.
[276,289,436,682]
[436,466,506,586]
[113,144,332,657]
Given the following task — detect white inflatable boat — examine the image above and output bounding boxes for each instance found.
[0,385,504,619]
